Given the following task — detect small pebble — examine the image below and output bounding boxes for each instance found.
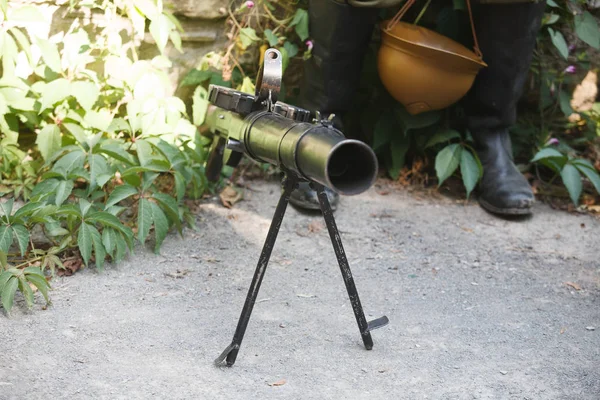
[500,370,508,375]
[585,326,595,331]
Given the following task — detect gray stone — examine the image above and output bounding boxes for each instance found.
[165,0,229,20]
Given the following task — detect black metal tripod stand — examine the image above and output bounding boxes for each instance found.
[215,173,388,367]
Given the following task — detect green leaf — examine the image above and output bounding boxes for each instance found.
[9,28,33,66]
[192,86,209,126]
[388,134,410,180]
[107,118,131,134]
[559,90,574,117]
[39,79,71,112]
[36,124,61,161]
[77,222,92,266]
[394,106,441,130]
[561,163,582,205]
[19,276,34,308]
[1,276,18,313]
[98,143,134,165]
[71,81,99,111]
[239,27,261,49]
[372,110,397,153]
[573,162,600,195]
[53,150,86,174]
[149,14,172,54]
[25,273,50,304]
[9,5,45,23]
[180,69,213,87]
[150,202,168,253]
[0,0,8,17]
[460,150,480,199]
[546,0,559,7]
[548,28,568,60]
[23,266,45,279]
[84,109,113,132]
[435,143,462,186]
[425,129,461,149]
[89,224,105,269]
[30,179,60,201]
[0,271,12,293]
[89,154,111,190]
[283,41,299,58]
[12,225,29,256]
[151,192,180,231]
[44,222,69,237]
[105,184,138,208]
[174,171,186,203]
[55,180,74,206]
[135,140,154,167]
[62,123,88,145]
[264,29,279,46]
[34,37,62,73]
[137,198,152,244]
[574,11,600,49]
[114,232,127,262]
[87,211,131,237]
[542,13,560,26]
[290,9,309,41]
[0,225,13,253]
[0,198,13,219]
[102,227,117,255]
[79,199,92,217]
[531,147,565,163]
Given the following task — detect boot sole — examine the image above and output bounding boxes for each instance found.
[479,198,533,216]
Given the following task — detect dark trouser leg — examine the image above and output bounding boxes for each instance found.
[291,0,377,211]
[299,0,378,118]
[463,1,546,215]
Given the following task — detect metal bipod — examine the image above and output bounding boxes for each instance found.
[214,173,388,367]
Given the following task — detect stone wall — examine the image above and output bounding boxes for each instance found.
[161,0,230,94]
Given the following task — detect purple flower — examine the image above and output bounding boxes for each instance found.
[547,138,560,146]
[245,1,254,8]
[564,65,576,74]
[305,40,313,51]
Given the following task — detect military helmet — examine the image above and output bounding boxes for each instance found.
[378,0,487,115]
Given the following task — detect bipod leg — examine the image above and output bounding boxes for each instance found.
[215,174,299,367]
[313,184,389,350]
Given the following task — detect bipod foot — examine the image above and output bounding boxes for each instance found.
[312,183,389,351]
[214,342,240,367]
[214,174,299,367]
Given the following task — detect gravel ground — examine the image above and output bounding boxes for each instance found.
[1,179,599,400]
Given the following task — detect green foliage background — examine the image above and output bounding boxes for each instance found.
[0,0,211,314]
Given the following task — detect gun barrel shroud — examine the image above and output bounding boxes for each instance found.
[207,107,378,196]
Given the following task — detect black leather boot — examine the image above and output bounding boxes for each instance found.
[464,2,545,216]
[288,0,378,211]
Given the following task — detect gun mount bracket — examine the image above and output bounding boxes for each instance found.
[214,172,388,367]
[208,85,311,122]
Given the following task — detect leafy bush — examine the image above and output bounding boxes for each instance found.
[0,0,209,314]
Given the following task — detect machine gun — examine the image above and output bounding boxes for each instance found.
[206,48,388,367]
